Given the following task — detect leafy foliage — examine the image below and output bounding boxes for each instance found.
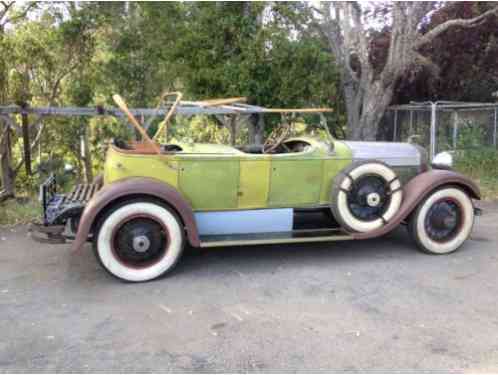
[393,2,498,103]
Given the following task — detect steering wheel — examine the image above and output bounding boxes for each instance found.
[262,123,292,154]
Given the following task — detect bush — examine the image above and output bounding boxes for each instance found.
[455,147,498,179]
[454,148,498,200]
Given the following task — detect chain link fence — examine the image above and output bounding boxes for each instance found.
[378,102,498,157]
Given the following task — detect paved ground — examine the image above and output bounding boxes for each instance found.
[1,202,498,372]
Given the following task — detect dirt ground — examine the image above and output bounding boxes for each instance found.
[1,201,497,372]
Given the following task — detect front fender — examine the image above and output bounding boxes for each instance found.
[71,177,200,251]
[354,169,480,240]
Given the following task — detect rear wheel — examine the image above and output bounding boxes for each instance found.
[408,187,474,254]
[93,200,184,282]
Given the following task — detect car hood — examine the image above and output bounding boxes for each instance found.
[341,141,424,167]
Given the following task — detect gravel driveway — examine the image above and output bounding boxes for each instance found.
[1,202,497,372]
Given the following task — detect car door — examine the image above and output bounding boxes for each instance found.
[268,152,323,207]
[178,156,239,211]
[237,155,271,209]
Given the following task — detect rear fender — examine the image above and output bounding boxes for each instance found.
[71,177,200,251]
[354,169,480,240]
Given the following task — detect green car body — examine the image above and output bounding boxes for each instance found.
[104,137,424,212]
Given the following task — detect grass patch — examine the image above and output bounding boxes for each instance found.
[455,172,498,201]
[454,148,498,200]
[0,197,41,227]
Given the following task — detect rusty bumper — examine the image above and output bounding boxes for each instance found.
[28,222,67,244]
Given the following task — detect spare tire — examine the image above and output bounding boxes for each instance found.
[330,160,403,233]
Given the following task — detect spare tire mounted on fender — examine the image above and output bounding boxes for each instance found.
[331,161,403,233]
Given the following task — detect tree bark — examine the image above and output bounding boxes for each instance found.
[248,114,265,145]
[0,24,14,199]
[21,109,31,175]
[0,122,14,198]
[228,115,237,146]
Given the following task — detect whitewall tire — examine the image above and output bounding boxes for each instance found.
[93,201,184,282]
[408,187,474,254]
[331,161,403,233]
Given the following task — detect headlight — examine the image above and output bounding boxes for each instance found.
[432,151,453,169]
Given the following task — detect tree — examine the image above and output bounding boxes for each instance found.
[174,2,340,143]
[2,2,96,197]
[312,2,498,140]
[0,1,36,201]
[393,2,498,103]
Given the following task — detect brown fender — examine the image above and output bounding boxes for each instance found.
[353,169,480,240]
[71,177,200,251]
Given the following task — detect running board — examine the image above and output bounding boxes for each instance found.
[199,228,353,248]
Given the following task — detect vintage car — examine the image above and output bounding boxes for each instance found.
[30,93,481,282]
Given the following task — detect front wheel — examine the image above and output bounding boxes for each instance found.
[93,200,185,282]
[408,187,474,254]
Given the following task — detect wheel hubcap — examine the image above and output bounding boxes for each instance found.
[366,192,381,207]
[424,198,463,242]
[347,175,391,221]
[112,216,168,268]
[132,235,151,253]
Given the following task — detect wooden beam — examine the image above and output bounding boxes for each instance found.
[262,108,333,113]
[0,103,335,116]
[112,95,161,154]
[153,91,183,141]
[195,97,247,107]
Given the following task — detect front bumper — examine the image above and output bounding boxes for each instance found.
[28,222,67,244]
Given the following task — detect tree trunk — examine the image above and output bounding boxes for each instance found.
[0,28,14,200]
[228,115,237,146]
[345,80,395,141]
[21,111,31,176]
[341,74,361,139]
[0,123,14,199]
[248,114,265,145]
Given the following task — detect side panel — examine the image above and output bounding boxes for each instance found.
[104,148,179,188]
[269,159,322,206]
[195,209,292,235]
[179,158,239,211]
[320,141,353,204]
[320,158,351,204]
[238,159,271,208]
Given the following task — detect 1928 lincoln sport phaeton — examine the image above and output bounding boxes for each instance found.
[30,93,481,282]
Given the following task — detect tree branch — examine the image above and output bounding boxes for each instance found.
[414,6,498,49]
[6,2,36,24]
[1,1,35,26]
[318,2,360,83]
[0,189,15,202]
